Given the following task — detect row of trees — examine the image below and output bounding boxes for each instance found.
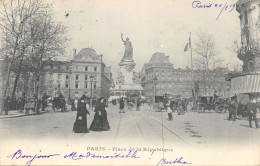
[0,0,68,114]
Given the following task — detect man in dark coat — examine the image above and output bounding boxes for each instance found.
[136,98,141,111]
[119,97,125,113]
[228,95,238,121]
[247,96,259,129]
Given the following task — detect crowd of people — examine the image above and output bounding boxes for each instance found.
[2,91,259,131]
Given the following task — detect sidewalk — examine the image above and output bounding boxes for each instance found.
[0,108,50,119]
[0,110,25,119]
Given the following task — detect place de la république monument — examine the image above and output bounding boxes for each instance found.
[109,34,143,98]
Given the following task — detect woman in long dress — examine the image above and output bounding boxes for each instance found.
[73,95,90,133]
[90,97,110,131]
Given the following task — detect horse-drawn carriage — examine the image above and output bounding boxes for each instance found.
[51,96,66,112]
[153,96,166,112]
[24,98,41,115]
[196,95,215,113]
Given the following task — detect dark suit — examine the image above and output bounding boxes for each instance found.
[247,102,259,128]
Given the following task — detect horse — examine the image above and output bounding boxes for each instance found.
[52,97,66,112]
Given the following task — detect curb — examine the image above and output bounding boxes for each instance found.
[0,111,49,119]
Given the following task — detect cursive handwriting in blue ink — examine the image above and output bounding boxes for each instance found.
[7,149,60,166]
[192,1,243,20]
[64,150,140,160]
[192,1,212,8]
[156,157,192,166]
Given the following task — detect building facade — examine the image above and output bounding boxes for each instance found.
[227,0,260,97]
[141,52,230,100]
[42,48,112,99]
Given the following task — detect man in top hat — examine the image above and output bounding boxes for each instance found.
[247,95,259,129]
[228,95,238,121]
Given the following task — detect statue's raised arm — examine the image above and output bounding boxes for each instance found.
[121,33,125,42]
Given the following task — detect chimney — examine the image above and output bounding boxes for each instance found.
[100,54,103,62]
[73,49,76,58]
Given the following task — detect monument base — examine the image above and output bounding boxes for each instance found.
[119,66,134,85]
[119,60,136,73]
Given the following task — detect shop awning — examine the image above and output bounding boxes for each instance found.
[231,74,260,94]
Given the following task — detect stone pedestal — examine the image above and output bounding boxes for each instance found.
[119,60,136,85]
[120,67,133,85]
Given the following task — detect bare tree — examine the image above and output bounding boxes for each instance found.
[194,30,223,95]
[26,7,68,99]
[0,0,43,114]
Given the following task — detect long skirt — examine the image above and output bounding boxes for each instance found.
[90,111,110,131]
[73,115,88,133]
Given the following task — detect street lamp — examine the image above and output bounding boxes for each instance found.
[153,76,157,103]
[90,74,94,110]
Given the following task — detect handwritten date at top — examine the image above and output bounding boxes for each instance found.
[192,1,245,20]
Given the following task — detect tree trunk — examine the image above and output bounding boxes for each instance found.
[11,53,25,105]
[2,63,12,115]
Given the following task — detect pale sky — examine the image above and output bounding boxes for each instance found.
[51,0,242,73]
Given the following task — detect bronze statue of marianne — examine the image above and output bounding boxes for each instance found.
[121,33,133,62]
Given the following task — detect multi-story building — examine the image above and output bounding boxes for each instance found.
[141,52,230,100]
[227,0,260,96]
[42,48,112,99]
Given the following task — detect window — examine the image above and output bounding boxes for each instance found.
[66,66,69,71]
[94,75,97,81]
[66,75,69,80]
[84,82,88,89]
[85,75,88,80]
[65,82,69,88]
[94,67,97,72]
[94,84,97,89]
[75,82,79,89]
[76,75,79,80]
[85,66,88,71]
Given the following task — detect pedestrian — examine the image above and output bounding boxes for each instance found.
[177,99,184,115]
[73,95,90,133]
[167,98,173,121]
[163,95,168,111]
[90,97,110,131]
[247,96,259,129]
[136,98,141,111]
[119,97,125,113]
[41,93,48,112]
[228,96,238,121]
[169,98,174,112]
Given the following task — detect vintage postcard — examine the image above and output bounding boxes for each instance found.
[0,0,260,165]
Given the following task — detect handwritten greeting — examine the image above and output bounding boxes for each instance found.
[6,148,192,166]
[192,1,245,20]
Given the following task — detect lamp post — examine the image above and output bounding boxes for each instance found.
[153,76,157,103]
[90,74,94,110]
[68,68,71,100]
